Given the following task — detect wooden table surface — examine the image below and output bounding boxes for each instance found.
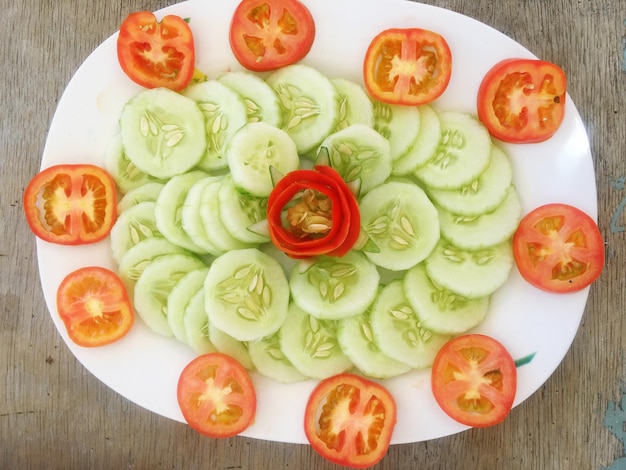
[2,0,625,468]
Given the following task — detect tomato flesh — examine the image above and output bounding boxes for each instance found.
[177,353,256,438]
[512,203,604,293]
[117,11,195,91]
[477,59,567,143]
[24,164,117,245]
[304,374,396,469]
[431,334,517,428]
[230,0,315,72]
[363,28,452,106]
[56,267,134,347]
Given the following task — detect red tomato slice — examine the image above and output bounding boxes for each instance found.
[512,203,604,293]
[117,11,195,91]
[363,28,452,106]
[23,164,117,245]
[304,373,396,469]
[431,334,517,428]
[477,58,567,143]
[177,353,256,438]
[56,267,134,347]
[229,0,315,72]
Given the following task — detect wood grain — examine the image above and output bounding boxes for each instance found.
[2,1,624,468]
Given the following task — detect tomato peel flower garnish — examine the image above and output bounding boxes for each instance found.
[267,166,360,258]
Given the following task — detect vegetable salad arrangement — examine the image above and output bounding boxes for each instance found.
[24,0,604,467]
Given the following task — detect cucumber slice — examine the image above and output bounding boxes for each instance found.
[183,80,248,171]
[204,248,290,341]
[370,279,451,369]
[266,64,339,154]
[183,289,217,355]
[155,170,210,254]
[109,201,161,264]
[392,104,441,176]
[117,182,165,213]
[424,239,514,298]
[403,263,490,335]
[414,112,492,190]
[336,299,412,379]
[104,133,166,194]
[119,88,207,179]
[331,78,374,130]
[317,123,392,195]
[438,185,522,250]
[279,302,353,380]
[207,322,254,370]
[248,331,308,383]
[359,181,440,271]
[225,121,300,198]
[372,100,420,161]
[427,144,513,216]
[167,267,209,343]
[181,176,224,255]
[217,174,270,244]
[134,253,207,337]
[289,251,380,320]
[218,70,283,127]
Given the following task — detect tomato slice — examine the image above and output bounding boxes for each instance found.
[56,267,134,347]
[363,28,452,106]
[229,0,315,72]
[477,58,567,143]
[117,11,195,91]
[23,164,117,245]
[512,203,604,293]
[304,373,396,469]
[431,334,517,428]
[177,353,256,438]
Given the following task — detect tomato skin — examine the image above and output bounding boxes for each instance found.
[477,58,567,143]
[117,11,195,91]
[304,373,396,469]
[229,0,315,72]
[363,28,452,106]
[177,353,256,438]
[56,267,134,347]
[431,334,517,428]
[512,203,604,293]
[23,164,117,245]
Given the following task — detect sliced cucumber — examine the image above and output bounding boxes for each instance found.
[414,112,492,190]
[438,185,522,250]
[207,322,254,370]
[117,182,165,213]
[204,248,290,341]
[372,100,420,161]
[337,299,412,379]
[248,331,308,383]
[183,80,248,171]
[167,267,209,343]
[331,78,374,130]
[155,170,210,254]
[424,239,514,298]
[109,201,161,264]
[225,121,300,198]
[359,181,440,271]
[183,288,217,355]
[370,279,451,369]
[392,104,441,176]
[181,176,224,255]
[266,64,339,154]
[134,253,207,337]
[403,263,490,335]
[119,88,207,179]
[217,174,270,244]
[218,70,283,127]
[289,250,380,320]
[279,302,353,380]
[427,144,513,216]
[316,123,391,195]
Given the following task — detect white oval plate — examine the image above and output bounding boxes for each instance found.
[36,0,596,444]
